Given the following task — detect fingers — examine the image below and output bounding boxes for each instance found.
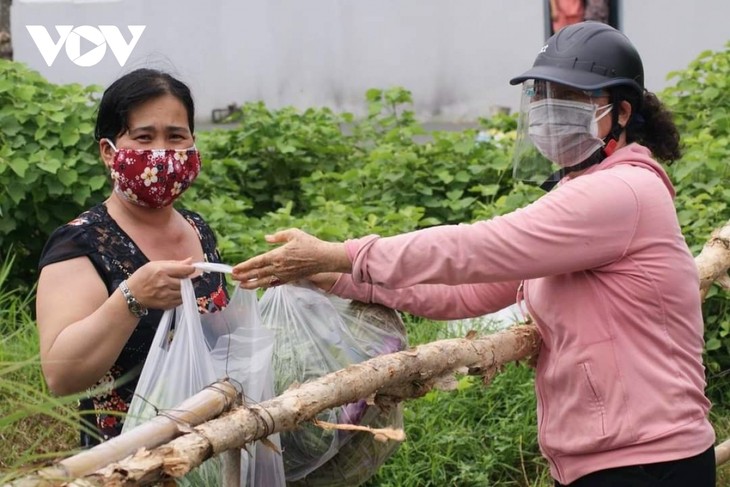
[265,228,305,244]
[233,262,281,290]
[231,251,276,282]
[166,261,197,278]
[233,229,304,283]
[128,259,198,310]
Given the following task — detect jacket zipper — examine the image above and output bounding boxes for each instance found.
[519,280,562,480]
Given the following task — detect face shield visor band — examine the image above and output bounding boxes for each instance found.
[511,80,612,188]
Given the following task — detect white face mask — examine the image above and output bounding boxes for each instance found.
[527,99,613,168]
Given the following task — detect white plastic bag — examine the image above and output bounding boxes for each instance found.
[123,269,285,487]
[259,282,407,486]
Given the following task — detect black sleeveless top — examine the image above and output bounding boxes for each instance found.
[38,203,228,446]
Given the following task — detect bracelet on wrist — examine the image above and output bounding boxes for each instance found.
[119,280,148,318]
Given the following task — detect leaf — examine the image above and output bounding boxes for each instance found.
[73,185,91,205]
[57,168,79,187]
[15,85,37,101]
[48,112,66,123]
[60,129,81,147]
[6,183,25,204]
[0,78,12,93]
[705,338,722,351]
[88,175,108,190]
[454,171,470,183]
[34,126,48,141]
[77,122,95,134]
[36,158,62,174]
[8,158,29,177]
[436,171,454,184]
[701,87,720,103]
[275,140,296,153]
[453,140,473,154]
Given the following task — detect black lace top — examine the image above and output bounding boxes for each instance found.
[38,203,228,446]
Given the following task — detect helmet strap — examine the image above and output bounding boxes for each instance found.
[602,91,625,157]
[539,150,605,191]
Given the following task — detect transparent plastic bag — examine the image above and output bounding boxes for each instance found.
[259,282,408,486]
[123,274,285,486]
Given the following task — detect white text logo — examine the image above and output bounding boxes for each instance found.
[26,25,146,67]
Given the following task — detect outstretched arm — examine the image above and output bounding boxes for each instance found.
[330,273,521,320]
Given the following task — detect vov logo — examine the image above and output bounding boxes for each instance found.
[26,25,146,67]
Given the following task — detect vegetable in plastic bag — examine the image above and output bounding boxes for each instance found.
[259,283,407,486]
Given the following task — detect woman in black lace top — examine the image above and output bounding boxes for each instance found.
[36,69,228,446]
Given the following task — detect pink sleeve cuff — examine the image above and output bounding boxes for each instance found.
[345,234,380,284]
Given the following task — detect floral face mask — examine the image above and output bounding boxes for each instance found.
[105,140,201,208]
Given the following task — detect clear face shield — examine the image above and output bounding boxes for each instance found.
[511,80,613,187]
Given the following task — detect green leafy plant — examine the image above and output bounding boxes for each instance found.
[0,60,106,285]
[300,88,522,227]
[190,102,353,218]
[661,42,730,385]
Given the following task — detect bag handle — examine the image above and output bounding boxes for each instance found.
[193,262,233,274]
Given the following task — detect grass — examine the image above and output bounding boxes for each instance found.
[364,317,551,487]
[0,255,79,482]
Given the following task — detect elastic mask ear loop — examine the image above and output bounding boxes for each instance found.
[594,104,613,124]
[104,139,119,152]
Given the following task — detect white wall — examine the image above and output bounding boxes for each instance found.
[10,1,730,124]
[622,0,729,93]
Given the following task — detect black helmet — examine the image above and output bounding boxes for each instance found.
[510,21,644,95]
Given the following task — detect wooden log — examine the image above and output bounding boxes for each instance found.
[73,325,540,485]
[716,438,730,466]
[9,381,238,487]
[695,219,730,299]
[221,449,241,487]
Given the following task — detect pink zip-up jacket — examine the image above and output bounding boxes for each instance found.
[330,143,715,484]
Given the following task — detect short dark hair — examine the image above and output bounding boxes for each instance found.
[94,68,195,142]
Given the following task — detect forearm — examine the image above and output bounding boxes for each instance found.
[41,290,140,395]
[332,274,520,320]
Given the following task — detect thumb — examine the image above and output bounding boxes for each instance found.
[265,228,302,244]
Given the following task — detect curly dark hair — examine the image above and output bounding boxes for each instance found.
[613,87,682,163]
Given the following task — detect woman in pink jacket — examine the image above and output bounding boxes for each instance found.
[233,22,716,486]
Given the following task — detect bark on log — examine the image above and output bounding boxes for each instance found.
[0,0,12,61]
[696,219,730,300]
[9,382,239,487]
[11,325,539,486]
[716,438,730,466]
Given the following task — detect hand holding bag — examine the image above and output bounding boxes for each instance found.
[124,264,285,486]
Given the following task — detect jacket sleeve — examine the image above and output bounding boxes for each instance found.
[330,274,520,320]
[346,171,640,288]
